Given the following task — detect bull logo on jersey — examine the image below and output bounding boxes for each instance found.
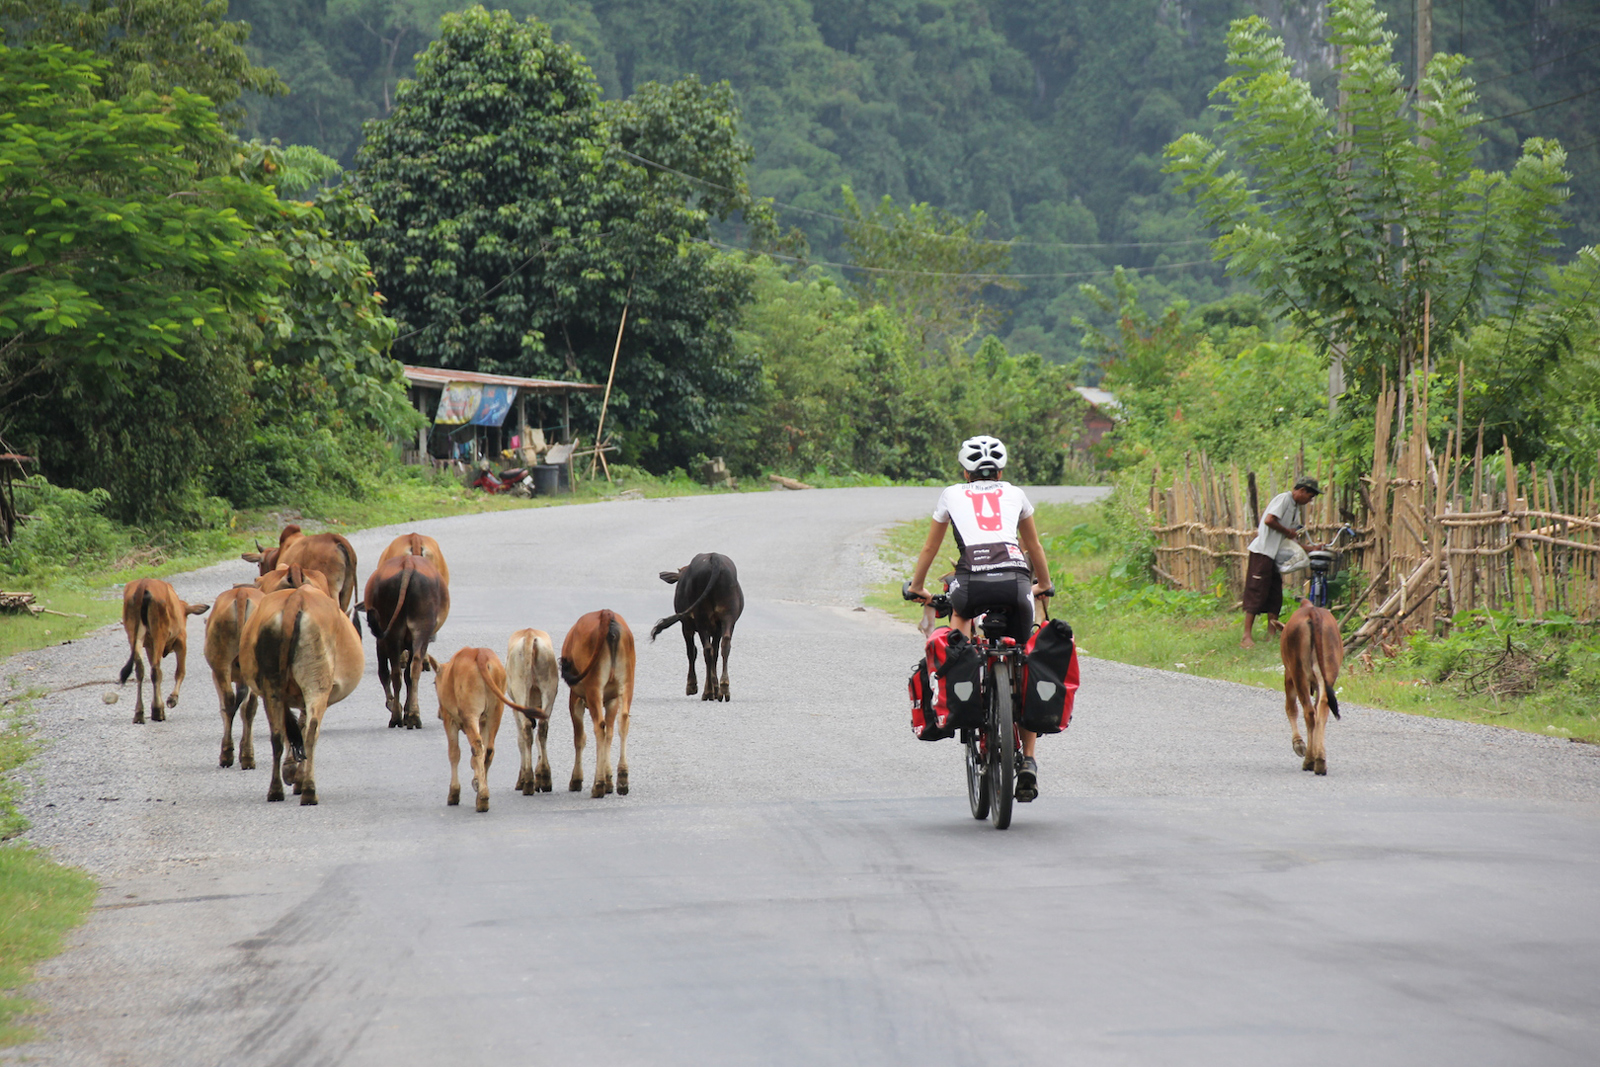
[964,487,1004,532]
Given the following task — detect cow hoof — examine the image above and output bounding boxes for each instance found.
[220,750,234,768]
[569,779,583,792]
[151,707,165,722]
[590,784,606,798]
[165,694,179,709]
[1314,759,1327,776]
[405,716,423,730]
[617,771,629,796]
[268,788,284,802]
[300,789,318,806]
[1292,737,1307,757]
[132,710,145,724]
[700,688,714,701]
[476,796,490,813]
[448,789,460,806]
[521,783,535,796]
[686,680,697,696]
[388,717,403,728]
[1302,757,1315,772]
[240,755,255,770]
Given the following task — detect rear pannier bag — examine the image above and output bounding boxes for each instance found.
[907,659,952,741]
[1021,618,1079,734]
[925,625,984,733]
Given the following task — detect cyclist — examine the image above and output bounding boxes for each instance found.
[907,435,1054,802]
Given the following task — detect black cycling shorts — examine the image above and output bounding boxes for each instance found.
[948,570,1034,642]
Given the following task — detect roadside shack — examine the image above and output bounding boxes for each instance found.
[401,366,602,469]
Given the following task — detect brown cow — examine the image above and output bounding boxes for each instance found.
[376,533,451,626]
[651,553,743,701]
[435,647,543,812]
[1280,600,1344,776]
[119,579,209,724]
[559,610,636,798]
[505,628,561,795]
[254,564,333,597]
[238,586,363,804]
[363,554,449,729]
[204,585,263,768]
[242,524,358,611]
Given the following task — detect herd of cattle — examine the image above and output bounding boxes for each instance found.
[114,525,745,811]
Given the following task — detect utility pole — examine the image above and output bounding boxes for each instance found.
[1417,0,1433,104]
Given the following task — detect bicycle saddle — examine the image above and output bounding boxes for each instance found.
[979,611,1011,640]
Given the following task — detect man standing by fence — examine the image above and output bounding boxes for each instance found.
[1242,476,1320,648]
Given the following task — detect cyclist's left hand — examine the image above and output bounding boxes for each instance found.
[1031,581,1055,599]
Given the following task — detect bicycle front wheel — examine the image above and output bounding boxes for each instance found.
[988,660,1015,830]
[964,731,990,820]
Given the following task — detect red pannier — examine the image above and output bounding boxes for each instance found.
[908,625,983,740]
[1020,618,1078,734]
[907,659,950,741]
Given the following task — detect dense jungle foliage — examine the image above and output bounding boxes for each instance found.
[229,0,1600,365]
[1,0,1597,544]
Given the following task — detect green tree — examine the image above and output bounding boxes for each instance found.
[0,44,287,416]
[1,0,285,123]
[1164,0,1572,413]
[353,6,772,469]
[841,186,1018,355]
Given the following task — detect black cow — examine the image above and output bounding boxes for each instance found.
[363,554,448,729]
[651,553,744,702]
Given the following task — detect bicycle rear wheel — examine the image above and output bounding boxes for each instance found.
[964,732,990,820]
[988,660,1015,830]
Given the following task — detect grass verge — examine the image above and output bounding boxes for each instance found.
[0,699,97,1047]
[868,501,1600,744]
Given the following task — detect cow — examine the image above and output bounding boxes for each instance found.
[238,585,363,805]
[505,628,561,795]
[651,552,743,702]
[242,524,358,612]
[434,647,544,812]
[118,579,209,724]
[376,533,451,627]
[363,554,449,729]
[254,564,333,597]
[204,585,263,768]
[559,610,636,798]
[1280,600,1344,776]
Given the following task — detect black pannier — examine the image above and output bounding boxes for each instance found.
[1020,618,1078,734]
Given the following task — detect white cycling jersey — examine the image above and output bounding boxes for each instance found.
[932,479,1035,574]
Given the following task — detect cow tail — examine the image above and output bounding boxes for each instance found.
[649,558,721,641]
[1309,609,1341,721]
[384,557,414,635]
[284,707,305,762]
[278,599,304,687]
[119,586,151,685]
[335,537,356,610]
[605,611,622,659]
[559,656,590,687]
[476,649,542,718]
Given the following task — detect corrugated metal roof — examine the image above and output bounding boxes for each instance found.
[1073,386,1120,410]
[402,365,602,392]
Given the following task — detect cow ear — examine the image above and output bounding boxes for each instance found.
[659,571,680,584]
[187,602,210,616]
[426,655,440,672]
[241,552,262,563]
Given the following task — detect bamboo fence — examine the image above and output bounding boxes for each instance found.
[1148,373,1600,650]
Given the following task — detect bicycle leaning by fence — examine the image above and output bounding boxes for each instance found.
[1305,526,1358,609]
[903,581,1051,830]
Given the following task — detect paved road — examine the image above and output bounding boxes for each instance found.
[6,487,1599,1067]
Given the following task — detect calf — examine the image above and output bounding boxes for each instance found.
[651,552,743,701]
[560,610,636,798]
[1280,600,1344,775]
[435,647,544,812]
[119,579,209,724]
[505,628,561,795]
[242,524,358,611]
[363,554,449,729]
[238,586,363,805]
[254,564,333,597]
[204,585,263,768]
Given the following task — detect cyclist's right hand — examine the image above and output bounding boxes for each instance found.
[902,581,932,604]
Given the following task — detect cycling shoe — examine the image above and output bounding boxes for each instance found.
[1015,757,1038,802]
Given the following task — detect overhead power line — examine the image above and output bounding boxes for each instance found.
[617,148,1213,251]
[1474,84,1600,127]
[701,238,1216,281]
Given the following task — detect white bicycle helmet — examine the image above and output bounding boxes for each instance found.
[958,435,1007,475]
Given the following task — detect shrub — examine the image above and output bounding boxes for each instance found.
[0,478,128,579]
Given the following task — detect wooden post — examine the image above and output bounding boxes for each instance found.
[591,285,633,483]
